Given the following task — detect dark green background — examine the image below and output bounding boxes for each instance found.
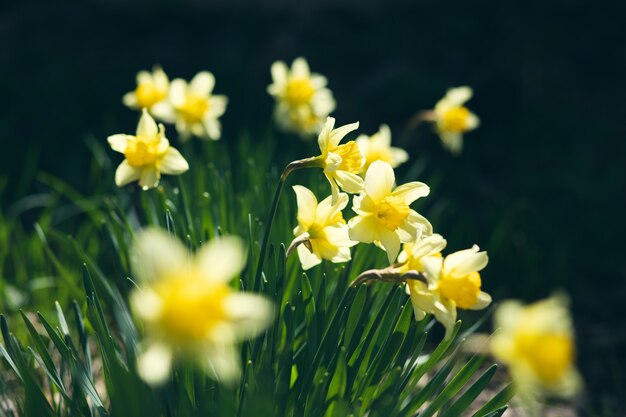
[1,0,624,414]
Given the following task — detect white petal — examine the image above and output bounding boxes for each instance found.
[470,291,492,310]
[137,343,173,386]
[317,117,336,153]
[443,245,488,277]
[316,192,348,225]
[364,160,395,203]
[196,236,246,282]
[324,225,357,248]
[293,185,318,228]
[291,57,310,77]
[132,228,188,282]
[379,229,401,264]
[334,170,364,194]
[411,234,447,259]
[151,101,176,123]
[270,61,288,87]
[440,132,463,155]
[115,161,140,187]
[159,147,189,175]
[391,181,430,205]
[348,215,378,244]
[445,86,473,106]
[328,121,359,150]
[138,166,160,190]
[297,244,322,270]
[223,292,274,339]
[466,112,480,130]
[122,92,137,108]
[432,299,458,339]
[190,71,215,95]
[203,344,241,386]
[136,109,159,138]
[421,256,443,284]
[169,79,188,106]
[108,134,129,153]
[136,70,152,84]
[391,148,409,166]
[129,288,162,322]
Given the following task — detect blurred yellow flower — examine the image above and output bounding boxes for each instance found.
[130,228,274,386]
[290,185,357,270]
[317,117,365,203]
[355,124,408,173]
[122,66,170,116]
[161,72,228,141]
[107,109,188,190]
[491,296,581,409]
[433,86,480,154]
[407,245,491,338]
[348,161,432,264]
[268,57,336,137]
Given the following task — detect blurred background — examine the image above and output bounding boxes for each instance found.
[1,0,624,414]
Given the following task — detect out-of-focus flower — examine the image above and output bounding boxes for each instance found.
[317,117,365,203]
[491,295,581,410]
[162,72,228,141]
[268,57,336,137]
[107,110,188,190]
[130,228,274,386]
[122,66,170,116]
[348,161,431,264]
[407,245,491,338]
[355,124,408,174]
[432,86,480,154]
[289,185,357,270]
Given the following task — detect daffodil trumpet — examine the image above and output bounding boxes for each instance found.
[350,266,428,287]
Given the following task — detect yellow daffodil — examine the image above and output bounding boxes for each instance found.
[268,57,336,137]
[491,296,581,410]
[407,245,491,338]
[317,117,365,204]
[289,185,357,270]
[122,66,170,116]
[107,109,189,190]
[433,86,480,154]
[161,72,228,141]
[348,160,432,264]
[355,124,408,173]
[129,228,274,386]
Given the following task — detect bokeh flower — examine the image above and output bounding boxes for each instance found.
[268,57,336,137]
[122,66,170,117]
[491,295,581,410]
[348,160,432,263]
[130,228,274,386]
[355,124,408,174]
[289,185,357,270]
[107,109,188,190]
[163,72,228,141]
[408,244,491,338]
[433,86,480,154]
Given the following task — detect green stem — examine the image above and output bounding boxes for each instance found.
[254,156,323,286]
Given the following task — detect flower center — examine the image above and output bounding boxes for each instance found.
[124,136,165,167]
[179,94,210,123]
[514,332,573,384]
[154,273,229,343]
[438,271,481,309]
[135,82,167,108]
[284,78,315,106]
[332,141,363,173]
[440,106,471,133]
[376,196,410,231]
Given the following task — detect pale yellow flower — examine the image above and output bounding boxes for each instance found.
[268,57,336,137]
[355,124,408,173]
[160,72,228,141]
[433,86,480,154]
[491,296,581,409]
[406,245,491,338]
[122,66,170,117]
[290,185,357,270]
[348,160,432,264]
[317,117,365,203]
[130,228,274,386]
[108,110,189,190]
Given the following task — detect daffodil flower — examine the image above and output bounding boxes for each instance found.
[355,124,408,174]
[491,295,581,410]
[129,228,274,386]
[161,72,228,141]
[107,110,189,190]
[289,185,357,270]
[348,160,432,263]
[433,86,480,154]
[268,57,336,137]
[408,245,491,338]
[317,117,365,203]
[122,66,170,117]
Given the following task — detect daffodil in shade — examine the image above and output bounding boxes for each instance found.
[433,86,480,154]
[163,72,228,141]
[289,185,357,270]
[122,66,170,116]
[491,295,581,411]
[129,228,274,386]
[355,124,408,174]
[267,57,336,137]
[348,160,432,264]
[317,117,365,204]
[107,109,189,190]
[409,245,491,338]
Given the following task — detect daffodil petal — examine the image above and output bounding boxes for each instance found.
[159,148,189,175]
[138,166,160,189]
[470,291,492,310]
[293,185,317,228]
[203,344,241,386]
[444,245,488,277]
[115,161,140,187]
[291,57,310,77]
[391,181,430,205]
[108,134,129,153]
[328,121,359,149]
[136,109,159,138]
[190,71,215,95]
[446,86,473,106]
[131,228,188,283]
[196,236,246,282]
[364,160,395,203]
[348,215,378,244]
[334,170,364,194]
[137,343,173,386]
[316,192,348,225]
[223,293,274,340]
[297,243,322,270]
[379,229,401,264]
